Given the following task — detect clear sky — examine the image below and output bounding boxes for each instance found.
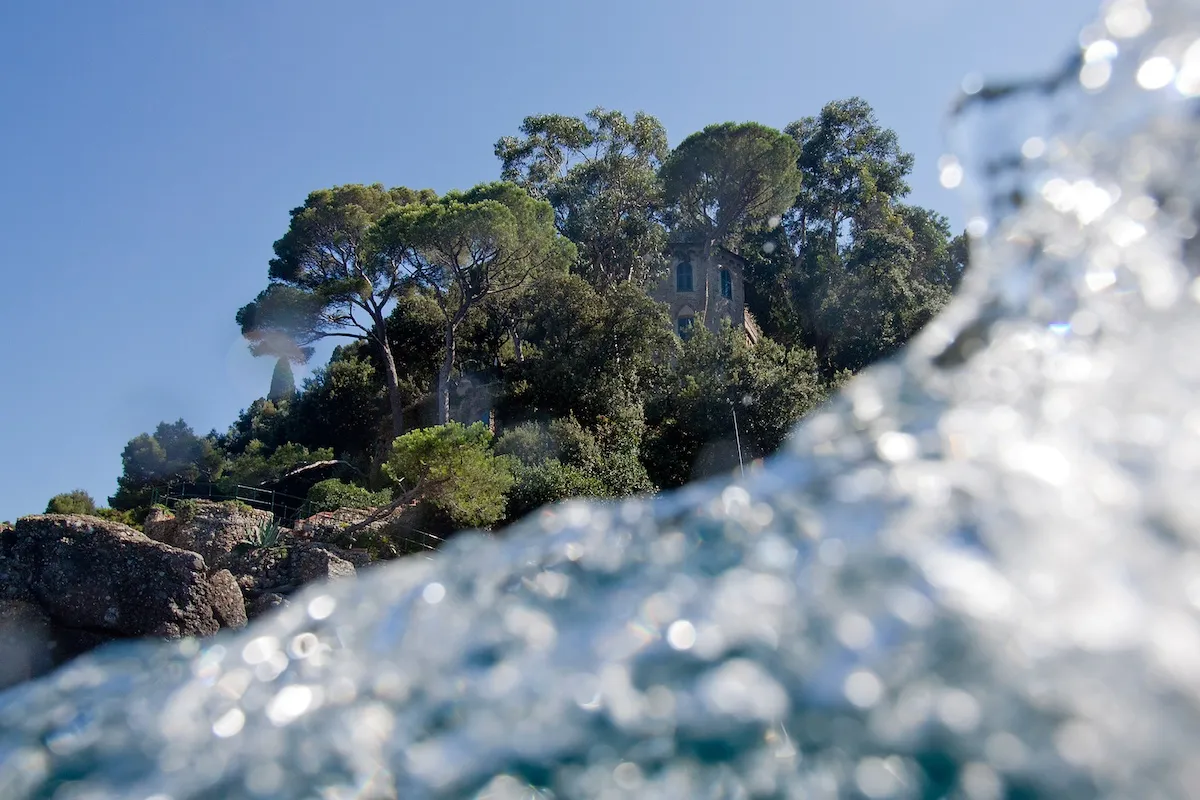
[0,0,1098,522]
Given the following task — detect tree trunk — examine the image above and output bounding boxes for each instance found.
[376,332,406,438]
[437,323,456,425]
[510,326,524,363]
[701,240,714,332]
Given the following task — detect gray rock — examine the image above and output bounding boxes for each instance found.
[143,500,275,570]
[247,592,289,619]
[0,515,245,639]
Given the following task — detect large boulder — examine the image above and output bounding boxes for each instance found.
[0,515,247,639]
[228,538,360,619]
[144,500,274,570]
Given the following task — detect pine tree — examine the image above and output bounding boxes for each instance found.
[268,357,296,403]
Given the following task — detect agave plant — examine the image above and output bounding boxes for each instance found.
[234,517,285,554]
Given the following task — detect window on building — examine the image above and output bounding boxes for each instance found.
[676,261,694,292]
[677,314,695,340]
[720,268,732,299]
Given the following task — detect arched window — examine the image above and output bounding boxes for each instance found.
[676,261,694,292]
[677,314,695,340]
[720,268,733,299]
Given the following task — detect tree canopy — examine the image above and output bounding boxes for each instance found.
[373,181,574,423]
[497,108,670,290]
[237,183,438,435]
[98,97,969,542]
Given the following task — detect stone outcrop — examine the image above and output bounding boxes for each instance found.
[229,540,362,618]
[1,515,247,638]
[144,501,274,570]
[0,515,248,689]
[294,504,439,559]
[141,501,370,620]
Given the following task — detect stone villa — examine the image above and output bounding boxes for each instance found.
[651,245,760,344]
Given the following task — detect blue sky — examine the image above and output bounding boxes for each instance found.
[0,0,1098,521]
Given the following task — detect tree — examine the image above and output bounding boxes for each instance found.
[268,357,296,403]
[661,122,801,324]
[642,324,827,488]
[502,272,676,426]
[784,97,914,252]
[740,99,957,374]
[373,182,574,423]
[220,441,335,490]
[497,108,670,290]
[236,184,437,437]
[287,350,387,466]
[46,490,97,515]
[109,420,224,510]
[383,422,514,529]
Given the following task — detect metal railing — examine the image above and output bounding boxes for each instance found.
[148,481,446,557]
[150,481,314,525]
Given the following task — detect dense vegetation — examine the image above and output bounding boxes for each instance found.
[52,99,967,544]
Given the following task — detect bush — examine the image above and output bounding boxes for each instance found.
[506,459,606,522]
[93,507,140,528]
[306,479,393,514]
[45,490,97,515]
[494,422,555,466]
[384,422,513,529]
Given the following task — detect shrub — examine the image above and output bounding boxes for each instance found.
[384,422,513,529]
[45,490,98,515]
[494,422,555,466]
[174,498,200,523]
[93,507,140,528]
[306,479,393,514]
[506,459,606,522]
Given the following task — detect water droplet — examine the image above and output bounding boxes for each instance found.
[1137,56,1176,89]
[666,620,696,651]
[422,582,446,604]
[844,669,884,708]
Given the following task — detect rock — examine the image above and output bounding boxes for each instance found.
[208,569,247,629]
[248,592,290,619]
[293,505,433,560]
[228,540,358,602]
[1,515,246,639]
[292,545,356,584]
[143,500,275,570]
[293,508,380,543]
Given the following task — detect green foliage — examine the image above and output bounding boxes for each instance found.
[239,183,439,436]
[503,272,676,426]
[174,498,200,524]
[736,98,959,376]
[234,517,284,554]
[661,122,802,251]
[46,489,97,515]
[495,409,653,520]
[643,323,828,488]
[221,441,335,490]
[373,181,576,424]
[221,398,291,456]
[288,354,386,463]
[92,507,140,528]
[109,420,224,511]
[306,479,392,514]
[506,459,606,522]
[497,108,670,290]
[268,357,296,402]
[384,423,513,529]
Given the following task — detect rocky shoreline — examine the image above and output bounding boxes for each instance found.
[0,501,380,690]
